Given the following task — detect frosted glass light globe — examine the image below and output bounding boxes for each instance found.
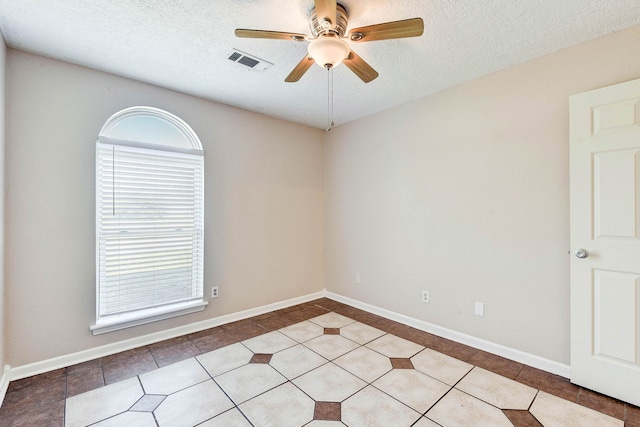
[308,35,350,69]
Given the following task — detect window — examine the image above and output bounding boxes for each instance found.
[92,107,206,334]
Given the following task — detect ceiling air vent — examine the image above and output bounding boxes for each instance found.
[227,49,273,71]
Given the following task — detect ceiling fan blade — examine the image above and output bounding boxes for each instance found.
[314,0,337,28]
[235,29,307,41]
[348,18,424,42]
[343,50,379,83]
[285,55,315,82]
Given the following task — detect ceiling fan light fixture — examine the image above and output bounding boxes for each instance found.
[308,35,350,69]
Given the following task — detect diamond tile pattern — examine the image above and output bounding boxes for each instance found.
[129,394,166,412]
[314,401,341,421]
[1,299,634,426]
[249,353,273,364]
[390,357,414,369]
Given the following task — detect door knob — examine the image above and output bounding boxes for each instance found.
[575,249,589,259]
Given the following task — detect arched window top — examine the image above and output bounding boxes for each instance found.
[93,105,205,334]
[99,106,202,152]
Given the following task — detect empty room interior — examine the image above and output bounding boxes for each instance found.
[0,0,640,426]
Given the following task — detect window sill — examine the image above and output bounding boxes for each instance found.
[90,300,208,335]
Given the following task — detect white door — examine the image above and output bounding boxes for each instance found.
[570,78,640,406]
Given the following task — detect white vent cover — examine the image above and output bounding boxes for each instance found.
[227,49,273,71]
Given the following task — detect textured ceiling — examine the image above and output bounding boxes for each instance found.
[1,0,640,129]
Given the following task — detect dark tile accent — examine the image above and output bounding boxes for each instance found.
[626,403,640,426]
[330,306,367,322]
[340,311,370,324]
[420,334,478,362]
[100,347,158,384]
[314,401,341,421]
[324,328,340,335]
[66,359,101,375]
[384,322,411,337]
[390,358,414,369]
[502,409,543,427]
[188,327,238,353]
[467,350,524,379]
[314,298,346,311]
[392,327,431,346]
[148,335,201,367]
[274,305,305,315]
[66,366,105,397]
[577,388,625,420]
[300,305,332,318]
[0,399,64,427]
[228,323,268,341]
[130,394,166,412]
[251,311,280,322]
[1,372,66,413]
[284,309,313,322]
[363,316,402,333]
[302,301,331,310]
[515,366,580,402]
[255,313,300,331]
[249,353,273,364]
[402,332,436,348]
[222,318,260,331]
[6,369,66,393]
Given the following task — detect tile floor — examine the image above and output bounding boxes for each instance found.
[1,298,639,426]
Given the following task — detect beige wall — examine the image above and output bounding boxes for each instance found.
[0,32,6,371]
[6,23,640,370]
[5,50,325,366]
[324,24,640,365]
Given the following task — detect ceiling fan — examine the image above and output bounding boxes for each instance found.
[235,0,424,83]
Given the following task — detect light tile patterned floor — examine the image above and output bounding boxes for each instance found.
[1,299,638,426]
[61,310,624,427]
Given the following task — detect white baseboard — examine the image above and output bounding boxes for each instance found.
[6,291,325,383]
[326,292,571,378]
[0,365,10,405]
[3,288,570,404]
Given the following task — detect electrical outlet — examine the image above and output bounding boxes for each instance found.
[475,302,484,316]
[422,290,430,303]
[211,286,219,298]
[355,274,361,285]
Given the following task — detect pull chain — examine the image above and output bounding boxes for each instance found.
[326,66,334,131]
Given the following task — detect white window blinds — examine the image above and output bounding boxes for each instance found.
[94,142,204,332]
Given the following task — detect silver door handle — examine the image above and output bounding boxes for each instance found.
[575,249,589,259]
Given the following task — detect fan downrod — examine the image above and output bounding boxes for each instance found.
[310,3,348,37]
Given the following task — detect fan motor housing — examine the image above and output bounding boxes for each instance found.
[310,3,349,37]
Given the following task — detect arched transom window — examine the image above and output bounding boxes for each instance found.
[92,107,205,334]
